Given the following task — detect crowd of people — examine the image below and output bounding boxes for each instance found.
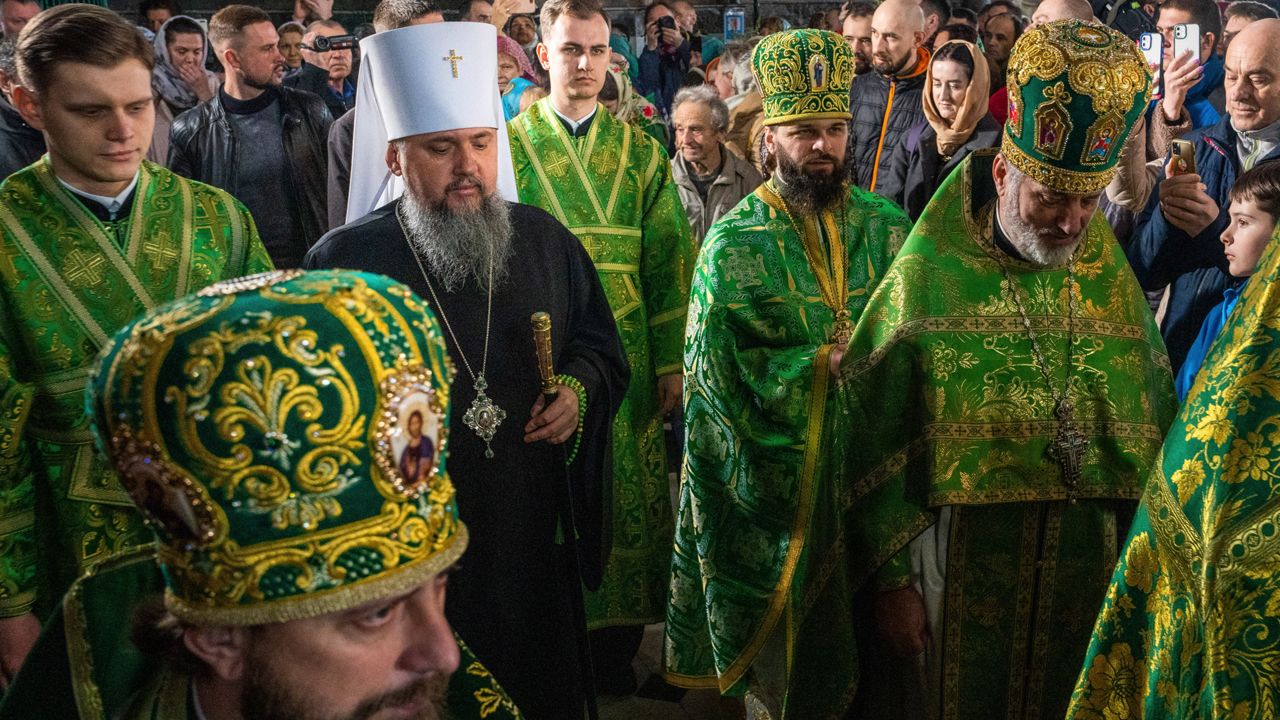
[0,0,1277,718]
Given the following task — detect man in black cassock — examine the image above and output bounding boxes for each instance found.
[303,22,628,719]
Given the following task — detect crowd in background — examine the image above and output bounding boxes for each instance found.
[0,0,1279,712]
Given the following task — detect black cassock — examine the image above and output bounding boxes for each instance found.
[305,200,629,718]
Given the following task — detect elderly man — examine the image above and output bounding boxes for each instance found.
[0,271,522,720]
[1128,19,1280,373]
[830,20,1175,720]
[670,85,762,243]
[848,0,929,192]
[306,22,628,717]
[666,28,912,719]
[283,18,356,121]
[0,4,272,687]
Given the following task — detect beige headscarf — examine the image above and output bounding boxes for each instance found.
[922,40,991,159]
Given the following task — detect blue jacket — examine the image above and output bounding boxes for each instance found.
[1126,114,1280,373]
[637,41,689,120]
[1175,280,1244,401]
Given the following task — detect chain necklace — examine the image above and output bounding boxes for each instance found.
[994,217,1088,498]
[399,207,506,459]
[771,181,853,344]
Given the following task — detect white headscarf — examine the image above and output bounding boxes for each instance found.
[151,15,216,112]
[346,22,518,224]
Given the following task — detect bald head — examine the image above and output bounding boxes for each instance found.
[871,0,926,75]
[1031,0,1092,26]
[1224,18,1280,131]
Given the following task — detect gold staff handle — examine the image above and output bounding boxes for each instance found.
[531,311,557,396]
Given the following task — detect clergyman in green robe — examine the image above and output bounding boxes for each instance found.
[0,271,522,720]
[506,0,695,678]
[664,29,911,719]
[828,21,1176,720]
[1066,198,1280,717]
[0,4,272,683]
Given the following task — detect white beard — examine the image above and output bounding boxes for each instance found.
[997,170,1082,268]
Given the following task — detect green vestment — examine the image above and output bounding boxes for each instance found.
[1067,229,1280,720]
[0,158,272,620]
[664,180,911,718]
[0,550,523,720]
[828,151,1177,720]
[508,99,696,628]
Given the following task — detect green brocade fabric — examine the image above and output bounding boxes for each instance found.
[664,181,909,718]
[508,99,696,628]
[0,550,522,720]
[827,151,1175,717]
[1067,227,1280,720]
[0,158,272,619]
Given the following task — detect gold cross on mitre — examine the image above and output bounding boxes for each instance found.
[442,49,463,78]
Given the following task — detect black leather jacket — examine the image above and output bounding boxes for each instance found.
[0,98,44,180]
[167,86,332,253]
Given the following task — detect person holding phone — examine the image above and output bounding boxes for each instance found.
[1154,0,1224,128]
[637,0,688,120]
[1127,19,1280,374]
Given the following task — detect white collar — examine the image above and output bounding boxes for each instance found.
[57,171,140,219]
[550,102,597,133]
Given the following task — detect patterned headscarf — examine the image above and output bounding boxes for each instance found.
[497,33,535,81]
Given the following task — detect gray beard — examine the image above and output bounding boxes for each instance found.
[997,174,1081,268]
[399,192,513,293]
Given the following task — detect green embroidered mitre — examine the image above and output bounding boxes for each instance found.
[752,28,856,125]
[88,269,465,626]
[1002,19,1151,194]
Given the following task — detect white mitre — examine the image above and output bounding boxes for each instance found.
[346,22,519,224]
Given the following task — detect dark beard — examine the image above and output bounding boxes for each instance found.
[399,191,513,293]
[773,144,847,213]
[872,50,911,77]
[240,650,449,720]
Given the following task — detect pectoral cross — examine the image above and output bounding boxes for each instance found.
[1048,400,1087,497]
[442,49,464,78]
[64,249,106,286]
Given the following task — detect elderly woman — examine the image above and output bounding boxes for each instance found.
[148,15,218,163]
[668,84,763,242]
[878,40,1001,220]
[498,34,538,120]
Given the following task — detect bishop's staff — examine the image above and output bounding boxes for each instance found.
[531,311,599,720]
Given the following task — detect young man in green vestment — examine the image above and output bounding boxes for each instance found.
[664,29,913,719]
[0,4,272,687]
[507,0,696,691]
[0,270,523,720]
[829,20,1178,720]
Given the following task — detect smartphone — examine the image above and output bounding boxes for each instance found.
[509,0,535,15]
[1171,139,1197,175]
[1139,32,1162,98]
[1173,23,1200,62]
